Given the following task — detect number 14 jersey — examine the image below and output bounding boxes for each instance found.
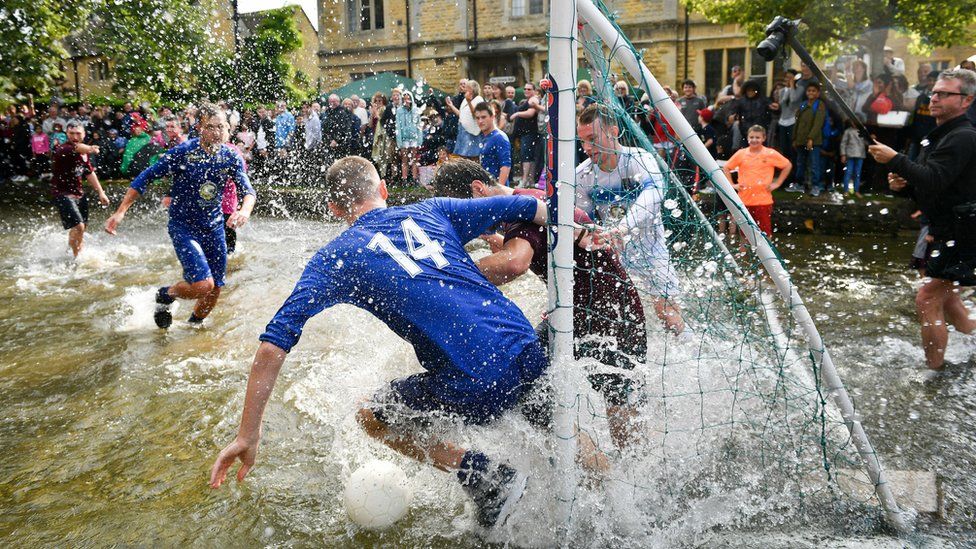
[260,196,541,395]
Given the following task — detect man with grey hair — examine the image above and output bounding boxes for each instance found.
[869,69,976,375]
[210,155,548,529]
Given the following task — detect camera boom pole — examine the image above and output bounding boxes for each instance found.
[782,25,876,142]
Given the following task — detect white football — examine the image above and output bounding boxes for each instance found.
[343,460,413,530]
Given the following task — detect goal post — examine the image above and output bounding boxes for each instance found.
[541,0,916,535]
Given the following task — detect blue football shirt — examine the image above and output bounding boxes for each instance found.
[130,138,255,229]
[260,196,542,403]
[479,129,512,182]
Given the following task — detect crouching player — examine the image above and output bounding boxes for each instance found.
[210,156,549,529]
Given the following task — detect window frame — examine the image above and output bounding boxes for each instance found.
[347,0,385,33]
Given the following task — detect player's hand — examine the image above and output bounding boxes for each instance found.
[104,212,124,235]
[806,139,814,151]
[91,145,100,155]
[888,172,908,191]
[210,437,258,488]
[161,196,172,209]
[98,192,110,207]
[481,233,504,253]
[868,143,897,164]
[589,227,623,251]
[227,210,250,229]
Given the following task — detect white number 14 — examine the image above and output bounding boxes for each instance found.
[367,218,449,276]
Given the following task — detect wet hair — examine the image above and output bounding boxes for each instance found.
[939,69,976,96]
[430,158,496,198]
[578,103,616,128]
[324,156,381,211]
[65,121,84,131]
[198,102,227,126]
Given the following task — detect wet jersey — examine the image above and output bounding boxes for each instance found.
[129,138,255,229]
[260,196,543,402]
[574,146,669,269]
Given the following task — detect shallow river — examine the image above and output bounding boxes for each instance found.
[0,201,974,547]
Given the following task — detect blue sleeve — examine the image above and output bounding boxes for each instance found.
[230,150,256,197]
[259,254,339,352]
[499,137,512,168]
[433,196,538,243]
[129,149,177,194]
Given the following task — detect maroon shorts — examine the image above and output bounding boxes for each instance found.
[746,204,773,236]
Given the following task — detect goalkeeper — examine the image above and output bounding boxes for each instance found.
[575,104,687,336]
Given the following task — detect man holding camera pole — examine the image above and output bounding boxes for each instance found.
[868,69,976,375]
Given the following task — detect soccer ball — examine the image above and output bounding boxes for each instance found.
[343,460,413,530]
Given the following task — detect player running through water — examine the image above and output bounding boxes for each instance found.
[431,159,647,453]
[575,104,688,336]
[51,121,110,258]
[210,156,549,530]
[104,103,256,328]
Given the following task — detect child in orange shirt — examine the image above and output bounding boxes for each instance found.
[721,125,792,237]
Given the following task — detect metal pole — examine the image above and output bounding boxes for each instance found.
[576,0,914,533]
[548,0,578,540]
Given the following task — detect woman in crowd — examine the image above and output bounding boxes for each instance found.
[370,93,396,181]
[395,91,424,184]
[451,80,484,159]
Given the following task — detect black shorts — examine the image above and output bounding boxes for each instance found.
[926,241,976,286]
[535,321,644,408]
[519,132,540,163]
[54,195,89,230]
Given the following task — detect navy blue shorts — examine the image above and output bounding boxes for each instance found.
[367,341,548,429]
[54,195,89,230]
[168,221,227,287]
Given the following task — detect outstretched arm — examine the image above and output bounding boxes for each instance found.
[104,188,141,234]
[86,171,109,206]
[477,237,534,286]
[210,342,287,488]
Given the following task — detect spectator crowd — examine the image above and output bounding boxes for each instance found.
[2,53,974,200]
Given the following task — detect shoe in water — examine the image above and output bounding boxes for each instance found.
[464,463,528,529]
[154,288,174,329]
[785,184,804,193]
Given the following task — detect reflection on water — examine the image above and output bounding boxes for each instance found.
[0,204,974,546]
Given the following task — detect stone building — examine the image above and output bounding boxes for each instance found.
[317,0,974,100]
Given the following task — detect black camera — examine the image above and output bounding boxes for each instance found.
[756,16,800,61]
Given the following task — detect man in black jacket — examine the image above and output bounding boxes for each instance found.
[869,69,976,373]
[320,94,359,164]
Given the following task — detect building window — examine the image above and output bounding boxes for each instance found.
[703,47,749,102]
[749,49,768,82]
[512,0,544,17]
[89,60,110,82]
[347,0,384,32]
[930,60,950,71]
[512,0,525,17]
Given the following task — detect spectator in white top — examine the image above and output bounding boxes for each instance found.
[350,95,370,126]
[303,102,322,151]
[883,46,905,75]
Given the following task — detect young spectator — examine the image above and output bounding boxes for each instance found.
[395,91,425,184]
[792,82,828,196]
[474,102,512,186]
[839,120,867,197]
[50,123,68,147]
[730,80,773,149]
[30,124,51,177]
[677,79,707,129]
[698,108,717,158]
[722,125,792,237]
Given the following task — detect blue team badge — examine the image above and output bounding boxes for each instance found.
[199,182,218,201]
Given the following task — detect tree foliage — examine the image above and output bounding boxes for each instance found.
[89,0,225,103]
[684,0,976,62]
[235,7,310,104]
[0,1,89,104]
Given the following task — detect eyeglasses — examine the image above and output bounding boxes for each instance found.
[932,91,971,99]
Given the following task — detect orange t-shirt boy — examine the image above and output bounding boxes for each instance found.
[722,126,792,235]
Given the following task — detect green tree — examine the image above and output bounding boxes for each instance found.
[0,1,89,104]
[89,0,226,102]
[684,0,976,72]
[234,6,311,105]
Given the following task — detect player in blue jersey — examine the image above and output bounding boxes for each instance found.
[104,103,256,328]
[209,156,548,530]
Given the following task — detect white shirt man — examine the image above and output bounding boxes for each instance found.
[575,105,686,334]
[304,103,322,150]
